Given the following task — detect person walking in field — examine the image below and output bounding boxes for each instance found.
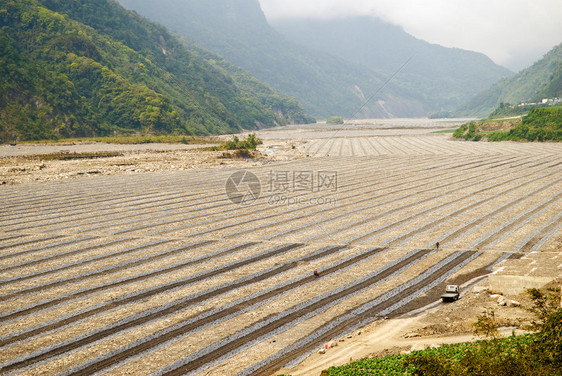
[314,268,320,277]
[436,242,440,250]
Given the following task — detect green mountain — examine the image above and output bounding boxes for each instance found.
[272,17,513,114]
[531,61,562,102]
[458,42,562,117]
[0,0,311,142]
[118,0,512,118]
[118,0,395,119]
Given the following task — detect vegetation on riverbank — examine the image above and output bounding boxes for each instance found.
[12,135,217,145]
[316,286,561,376]
[453,107,562,142]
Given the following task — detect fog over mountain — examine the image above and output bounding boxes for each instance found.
[119,0,512,119]
[259,0,562,72]
[271,16,513,113]
[458,42,562,117]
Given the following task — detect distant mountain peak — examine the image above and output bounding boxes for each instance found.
[458,42,562,117]
[119,0,514,118]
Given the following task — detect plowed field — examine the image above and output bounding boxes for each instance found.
[1,122,560,375]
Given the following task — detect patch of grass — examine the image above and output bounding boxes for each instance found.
[326,116,344,125]
[218,149,255,159]
[432,129,457,134]
[6,151,123,162]
[17,135,217,145]
[453,107,562,142]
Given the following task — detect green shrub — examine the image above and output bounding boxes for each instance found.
[453,124,468,138]
[326,116,344,125]
[221,133,262,150]
[324,287,562,376]
[486,131,511,141]
[453,107,562,142]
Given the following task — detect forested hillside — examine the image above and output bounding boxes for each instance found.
[272,17,513,115]
[0,0,311,142]
[118,0,407,119]
[458,42,562,117]
[119,0,512,118]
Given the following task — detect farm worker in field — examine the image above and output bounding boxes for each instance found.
[436,242,440,250]
[314,268,320,277]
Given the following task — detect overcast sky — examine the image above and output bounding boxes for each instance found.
[258,0,562,72]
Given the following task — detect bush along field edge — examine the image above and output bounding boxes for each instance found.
[276,286,560,376]
[453,106,562,142]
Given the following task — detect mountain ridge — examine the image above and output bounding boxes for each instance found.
[271,16,513,115]
[0,0,312,142]
[457,42,562,117]
[119,0,513,118]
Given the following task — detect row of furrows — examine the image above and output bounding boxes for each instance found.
[336,161,560,247]
[1,156,558,319]
[305,136,433,156]
[173,154,502,240]
[1,243,338,372]
[0,216,494,376]
[0,154,442,232]
[139,152,498,239]
[0,242,300,332]
[0,157,556,313]
[470,192,562,250]
[0,153,346,217]
[0,234,70,255]
[0,176,195,216]
[1,151,552,245]
[0,244,413,374]
[0,239,216,306]
[162,250,481,376]
[58,248,435,376]
[9,148,544,239]
[106,153,546,240]
[1,141,559,223]
[0,190,201,232]
[433,181,562,251]
[517,212,562,253]
[1,153,540,296]
[382,179,562,250]
[307,136,442,156]
[1,206,512,376]
[152,177,562,373]
[0,149,559,374]
[269,154,555,243]
[0,145,476,223]
[222,155,556,241]
[0,153,478,238]
[229,154,545,242]
[304,136,562,157]
[225,158,560,249]
[0,185,225,234]
[5,176,548,335]
[0,153,465,261]
[237,251,482,376]
[0,237,136,280]
[33,246,386,375]
[0,159,303,225]
[206,172,561,375]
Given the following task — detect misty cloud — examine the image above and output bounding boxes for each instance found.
[258,0,562,71]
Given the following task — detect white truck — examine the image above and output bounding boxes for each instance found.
[441,285,460,302]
